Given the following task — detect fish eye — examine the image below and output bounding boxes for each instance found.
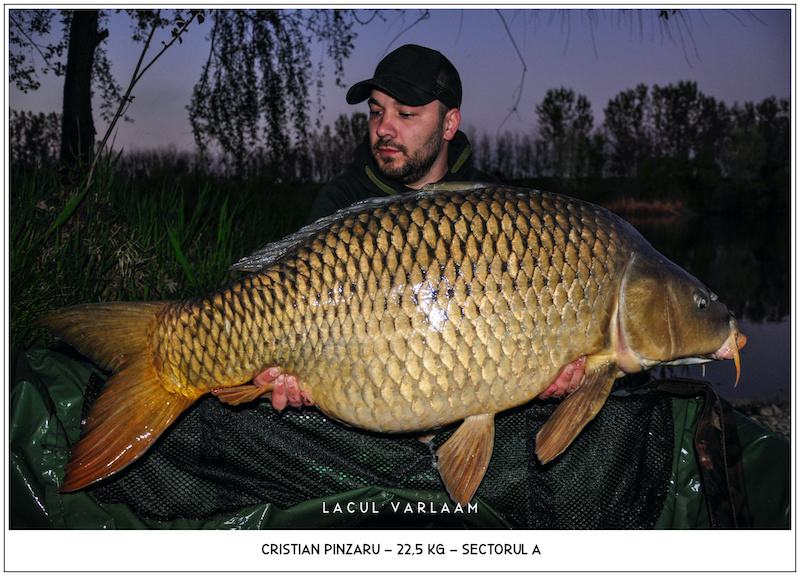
[693,290,709,310]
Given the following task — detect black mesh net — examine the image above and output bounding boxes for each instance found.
[88,371,673,528]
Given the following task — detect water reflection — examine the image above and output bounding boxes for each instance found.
[633,212,790,323]
[630,212,790,399]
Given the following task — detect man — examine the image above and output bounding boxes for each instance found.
[258,44,584,409]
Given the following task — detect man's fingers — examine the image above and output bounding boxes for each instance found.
[271,374,288,411]
[252,366,316,410]
[300,390,316,406]
[536,356,587,399]
[254,366,282,388]
[285,375,303,408]
[566,356,586,394]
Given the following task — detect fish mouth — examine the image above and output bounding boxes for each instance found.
[644,318,747,386]
[711,319,747,386]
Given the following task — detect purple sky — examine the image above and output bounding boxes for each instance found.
[8,8,793,153]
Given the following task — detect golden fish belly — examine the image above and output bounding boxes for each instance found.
[155,187,631,432]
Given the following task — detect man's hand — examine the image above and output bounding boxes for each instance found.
[260,356,586,411]
[535,356,586,400]
[254,367,315,410]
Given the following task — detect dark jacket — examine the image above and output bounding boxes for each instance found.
[308,130,500,222]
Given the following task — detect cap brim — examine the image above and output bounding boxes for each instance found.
[346,77,435,106]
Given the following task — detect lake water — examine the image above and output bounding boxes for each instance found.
[628,211,791,400]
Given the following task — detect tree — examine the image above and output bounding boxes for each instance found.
[603,84,651,178]
[9,10,68,93]
[9,8,368,176]
[720,97,789,183]
[10,9,191,172]
[535,87,594,178]
[188,10,361,175]
[9,110,62,168]
[331,112,368,174]
[754,96,791,180]
[60,10,106,168]
[306,111,368,182]
[650,81,701,161]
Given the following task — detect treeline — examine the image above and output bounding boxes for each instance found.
[469,82,789,213]
[10,81,789,213]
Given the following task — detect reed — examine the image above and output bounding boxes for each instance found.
[10,160,316,349]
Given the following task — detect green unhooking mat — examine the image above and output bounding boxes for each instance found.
[9,346,790,529]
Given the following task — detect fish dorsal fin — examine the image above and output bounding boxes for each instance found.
[435,413,495,505]
[536,361,618,464]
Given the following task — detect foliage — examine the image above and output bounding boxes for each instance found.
[84,9,204,187]
[10,9,126,125]
[603,84,651,179]
[600,82,789,210]
[465,81,788,213]
[535,88,595,179]
[306,112,368,182]
[9,8,388,180]
[8,10,69,92]
[9,7,205,182]
[188,10,361,175]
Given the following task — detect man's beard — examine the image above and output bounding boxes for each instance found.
[372,124,445,185]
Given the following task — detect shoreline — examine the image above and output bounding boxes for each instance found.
[730,396,791,440]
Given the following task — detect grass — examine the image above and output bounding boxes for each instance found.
[9,160,319,350]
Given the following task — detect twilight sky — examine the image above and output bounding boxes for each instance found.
[7,7,793,153]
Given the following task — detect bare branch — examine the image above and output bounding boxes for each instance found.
[87,10,203,186]
[381,9,431,56]
[495,10,527,138]
[9,12,65,77]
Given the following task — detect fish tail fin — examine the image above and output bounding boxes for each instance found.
[536,361,617,464]
[33,302,165,372]
[60,360,195,492]
[34,303,197,492]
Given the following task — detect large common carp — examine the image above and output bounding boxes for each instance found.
[36,183,745,505]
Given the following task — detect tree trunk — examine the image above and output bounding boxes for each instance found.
[60,10,105,170]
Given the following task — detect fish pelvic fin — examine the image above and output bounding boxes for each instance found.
[435,413,495,505]
[34,303,198,492]
[212,382,272,406]
[535,361,618,464]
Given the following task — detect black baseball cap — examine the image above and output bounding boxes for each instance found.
[346,44,462,110]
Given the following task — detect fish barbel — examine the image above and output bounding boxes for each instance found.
[35,183,746,504]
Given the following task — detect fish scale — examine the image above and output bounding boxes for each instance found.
[36,183,745,503]
[150,188,625,432]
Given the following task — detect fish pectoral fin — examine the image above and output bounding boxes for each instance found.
[59,358,197,493]
[535,361,618,464]
[212,383,272,406]
[435,413,495,505]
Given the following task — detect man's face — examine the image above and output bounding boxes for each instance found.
[367,90,457,188]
